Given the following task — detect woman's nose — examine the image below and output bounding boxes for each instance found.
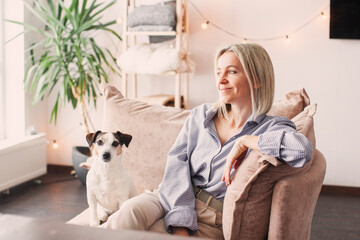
[218,74,228,83]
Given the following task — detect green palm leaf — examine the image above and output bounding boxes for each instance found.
[9,0,121,126]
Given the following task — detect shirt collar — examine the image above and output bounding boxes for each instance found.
[203,106,217,127]
[203,106,266,128]
[247,114,266,125]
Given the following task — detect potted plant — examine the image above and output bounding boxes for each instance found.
[9,0,121,184]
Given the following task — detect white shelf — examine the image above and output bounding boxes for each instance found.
[122,0,190,109]
[125,31,176,36]
[122,70,190,76]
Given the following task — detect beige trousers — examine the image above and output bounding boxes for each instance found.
[101,189,224,239]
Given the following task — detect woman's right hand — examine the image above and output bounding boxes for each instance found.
[222,135,260,186]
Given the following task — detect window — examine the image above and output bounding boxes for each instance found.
[0,0,25,140]
[0,1,5,140]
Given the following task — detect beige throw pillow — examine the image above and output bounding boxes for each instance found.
[102,85,191,193]
[268,88,310,119]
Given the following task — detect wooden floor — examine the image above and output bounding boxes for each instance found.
[0,167,88,222]
[1,168,360,240]
[311,192,360,240]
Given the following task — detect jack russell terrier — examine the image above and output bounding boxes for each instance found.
[85,131,138,227]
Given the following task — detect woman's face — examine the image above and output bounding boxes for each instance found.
[216,51,251,105]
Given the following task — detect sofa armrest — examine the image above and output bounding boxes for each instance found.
[67,208,90,226]
[268,149,326,240]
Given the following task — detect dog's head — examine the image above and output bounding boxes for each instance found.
[86,131,132,163]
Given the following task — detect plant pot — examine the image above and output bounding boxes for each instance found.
[72,146,91,185]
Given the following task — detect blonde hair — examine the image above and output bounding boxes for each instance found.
[214,43,275,118]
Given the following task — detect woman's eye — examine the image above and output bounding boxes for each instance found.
[112,141,119,147]
[216,72,221,76]
[97,140,103,145]
[229,70,237,74]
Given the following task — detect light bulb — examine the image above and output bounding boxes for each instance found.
[201,21,209,30]
[285,35,291,43]
[52,140,59,149]
[116,17,123,24]
[80,122,87,131]
[321,12,327,20]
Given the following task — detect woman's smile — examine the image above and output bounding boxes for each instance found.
[219,87,232,93]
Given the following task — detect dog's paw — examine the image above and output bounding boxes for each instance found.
[90,222,100,227]
[97,207,110,223]
[90,218,100,227]
[79,162,91,170]
[80,156,94,170]
[99,214,109,223]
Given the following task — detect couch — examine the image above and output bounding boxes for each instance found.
[68,85,326,240]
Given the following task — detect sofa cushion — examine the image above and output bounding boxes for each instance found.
[268,88,310,119]
[102,86,190,193]
[222,103,317,240]
[127,3,176,28]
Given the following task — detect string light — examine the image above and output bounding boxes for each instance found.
[189,0,330,42]
[285,35,291,43]
[52,140,59,149]
[50,123,84,150]
[321,12,327,20]
[201,21,209,30]
[80,122,87,131]
[116,17,123,24]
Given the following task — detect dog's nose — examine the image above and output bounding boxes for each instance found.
[102,152,111,162]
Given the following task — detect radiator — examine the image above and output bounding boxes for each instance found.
[0,133,47,192]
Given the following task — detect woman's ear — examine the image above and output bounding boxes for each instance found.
[254,82,261,89]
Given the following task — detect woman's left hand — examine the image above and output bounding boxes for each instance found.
[221,135,259,186]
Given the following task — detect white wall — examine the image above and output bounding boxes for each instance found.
[25,0,360,187]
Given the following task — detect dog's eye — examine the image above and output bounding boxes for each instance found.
[112,141,119,147]
[97,140,103,145]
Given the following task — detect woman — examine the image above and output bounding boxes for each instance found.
[102,43,313,238]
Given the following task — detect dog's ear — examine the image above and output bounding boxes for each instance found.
[86,131,102,147]
[115,131,132,148]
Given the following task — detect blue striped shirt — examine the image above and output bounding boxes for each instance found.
[159,103,313,233]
